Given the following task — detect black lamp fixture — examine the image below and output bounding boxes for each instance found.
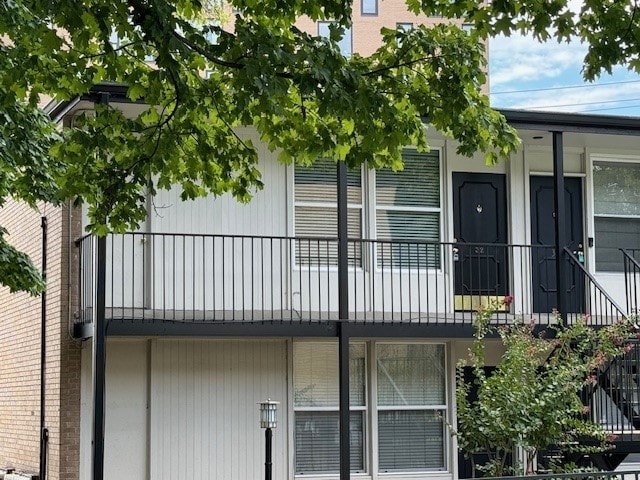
[258,399,279,480]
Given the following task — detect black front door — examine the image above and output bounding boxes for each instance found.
[453,173,509,310]
[530,176,584,313]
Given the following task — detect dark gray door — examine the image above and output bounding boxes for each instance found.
[453,173,508,310]
[530,176,584,313]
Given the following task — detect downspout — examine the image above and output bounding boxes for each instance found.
[40,216,49,480]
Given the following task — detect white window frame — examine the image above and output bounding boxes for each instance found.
[372,147,444,273]
[293,161,364,270]
[292,341,369,475]
[590,154,640,273]
[291,340,449,478]
[374,342,448,474]
[396,22,413,32]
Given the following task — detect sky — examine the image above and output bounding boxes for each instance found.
[488,34,640,117]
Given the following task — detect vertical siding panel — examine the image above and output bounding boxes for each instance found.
[172,341,180,480]
[194,341,202,480]
[149,131,288,237]
[149,340,287,480]
[185,341,194,480]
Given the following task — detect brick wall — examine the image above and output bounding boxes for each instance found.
[0,201,82,480]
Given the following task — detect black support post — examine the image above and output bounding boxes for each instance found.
[552,131,567,321]
[337,162,350,480]
[265,428,273,480]
[92,236,107,480]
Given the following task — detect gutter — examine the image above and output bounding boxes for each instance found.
[499,108,640,136]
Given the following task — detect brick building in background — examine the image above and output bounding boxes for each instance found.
[0,202,82,480]
[293,0,473,58]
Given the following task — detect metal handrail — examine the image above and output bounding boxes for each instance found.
[564,247,627,320]
[484,470,640,480]
[622,249,640,315]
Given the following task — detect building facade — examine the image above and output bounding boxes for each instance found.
[67,90,640,479]
[2,5,640,480]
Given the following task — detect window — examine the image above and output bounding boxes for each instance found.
[293,342,367,474]
[361,0,378,15]
[318,21,353,57]
[293,341,448,475]
[375,149,441,267]
[294,159,362,265]
[593,161,640,271]
[461,23,474,34]
[377,344,446,471]
[396,23,413,47]
[109,26,155,62]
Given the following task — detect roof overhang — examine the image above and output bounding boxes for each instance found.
[48,83,640,138]
[499,108,640,136]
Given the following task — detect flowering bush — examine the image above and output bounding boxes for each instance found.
[452,298,636,477]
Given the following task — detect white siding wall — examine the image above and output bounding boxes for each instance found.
[80,339,149,480]
[81,339,288,480]
[149,128,288,237]
[89,127,640,318]
[150,339,288,480]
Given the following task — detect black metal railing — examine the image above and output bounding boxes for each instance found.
[483,470,640,480]
[589,340,640,441]
[77,234,95,325]
[565,248,627,326]
[75,233,627,327]
[623,249,640,316]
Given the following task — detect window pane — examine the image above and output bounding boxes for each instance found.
[378,410,444,471]
[375,237,441,269]
[376,150,440,208]
[376,210,439,241]
[595,216,640,271]
[295,411,365,474]
[376,211,440,268]
[361,0,378,14]
[318,22,352,57]
[295,208,362,265]
[377,344,445,405]
[295,206,361,239]
[295,159,361,204]
[594,162,640,216]
[294,343,366,407]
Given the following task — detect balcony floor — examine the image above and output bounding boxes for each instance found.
[102,306,543,324]
[74,307,608,339]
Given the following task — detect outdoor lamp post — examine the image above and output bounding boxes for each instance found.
[258,399,279,480]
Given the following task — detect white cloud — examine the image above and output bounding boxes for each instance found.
[506,79,640,113]
[490,34,587,88]
[487,1,640,115]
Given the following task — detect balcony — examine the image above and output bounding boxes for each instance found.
[75,233,626,336]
